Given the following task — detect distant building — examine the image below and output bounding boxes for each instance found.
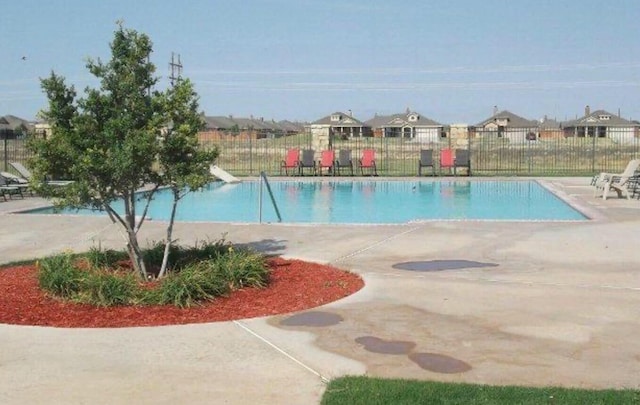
[365,109,443,142]
[199,115,305,141]
[562,106,638,143]
[537,116,563,139]
[0,115,34,139]
[472,109,539,143]
[310,111,372,138]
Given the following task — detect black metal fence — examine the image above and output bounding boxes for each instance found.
[3,130,639,177]
[1,138,31,174]
[201,129,640,176]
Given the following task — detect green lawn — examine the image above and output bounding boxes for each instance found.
[321,376,640,405]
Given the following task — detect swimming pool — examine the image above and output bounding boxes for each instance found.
[29,180,587,224]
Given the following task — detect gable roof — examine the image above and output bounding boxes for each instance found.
[312,112,366,127]
[475,110,538,128]
[364,110,441,128]
[1,115,33,131]
[538,116,562,129]
[562,109,637,127]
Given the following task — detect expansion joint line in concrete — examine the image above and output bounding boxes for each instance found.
[233,320,329,384]
[329,226,422,264]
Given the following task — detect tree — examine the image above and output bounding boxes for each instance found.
[29,24,217,280]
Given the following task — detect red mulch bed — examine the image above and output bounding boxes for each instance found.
[0,258,364,328]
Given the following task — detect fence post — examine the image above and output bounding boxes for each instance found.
[249,133,253,175]
[3,137,7,172]
[591,134,596,174]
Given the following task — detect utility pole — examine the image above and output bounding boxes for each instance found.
[169,52,182,87]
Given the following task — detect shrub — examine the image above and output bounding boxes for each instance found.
[213,248,269,290]
[173,239,231,270]
[37,252,86,298]
[156,262,230,308]
[86,246,128,269]
[36,240,270,308]
[79,269,138,306]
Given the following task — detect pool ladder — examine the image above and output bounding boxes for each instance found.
[259,171,282,223]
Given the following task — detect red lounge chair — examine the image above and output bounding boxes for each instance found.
[280,149,300,175]
[318,150,335,176]
[358,149,378,176]
[439,148,454,175]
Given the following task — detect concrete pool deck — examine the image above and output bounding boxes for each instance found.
[1,177,639,404]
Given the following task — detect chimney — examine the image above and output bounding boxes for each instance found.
[493,105,498,115]
[584,105,590,116]
[348,109,353,117]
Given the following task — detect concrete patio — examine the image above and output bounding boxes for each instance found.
[1,177,639,404]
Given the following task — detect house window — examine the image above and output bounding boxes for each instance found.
[497,126,505,137]
[577,127,586,137]
[598,115,611,120]
[331,114,341,122]
[385,128,400,138]
[403,127,412,138]
[597,126,607,138]
[408,114,418,122]
[587,127,595,137]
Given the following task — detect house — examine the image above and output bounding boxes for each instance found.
[472,109,539,143]
[365,109,444,142]
[310,111,372,139]
[199,115,304,141]
[562,106,638,143]
[0,115,34,139]
[537,116,563,139]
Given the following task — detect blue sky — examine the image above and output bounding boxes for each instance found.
[2,0,640,124]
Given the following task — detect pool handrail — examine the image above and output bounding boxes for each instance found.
[259,171,282,223]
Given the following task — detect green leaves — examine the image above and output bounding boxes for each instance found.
[30,24,218,280]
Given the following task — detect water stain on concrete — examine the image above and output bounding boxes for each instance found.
[280,311,343,327]
[408,352,472,373]
[392,260,499,272]
[355,336,416,355]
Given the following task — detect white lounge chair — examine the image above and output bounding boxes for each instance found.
[593,159,640,200]
[9,162,73,186]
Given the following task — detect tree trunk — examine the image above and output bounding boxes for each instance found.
[122,190,149,280]
[157,189,180,279]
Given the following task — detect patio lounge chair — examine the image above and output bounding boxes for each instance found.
[318,150,336,176]
[9,162,73,186]
[0,175,23,201]
[591,159,640,186]
[280,149,300,175]
[335,149,354,176]
[358,149,377,176]
[598,173,637,200]
[593,159,640,199]
[1,172,31,196]
[418,149,435,176]
[439,148,454,175]
[299,149,317,176]
[454,149,471,176]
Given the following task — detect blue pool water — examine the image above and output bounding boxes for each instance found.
[29,180,587,223]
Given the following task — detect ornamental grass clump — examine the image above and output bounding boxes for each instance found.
[36,241,270,308]
[79,269,138,307]
[154,262,230,308]
[37,252,85,299]
[212,248,270,290]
